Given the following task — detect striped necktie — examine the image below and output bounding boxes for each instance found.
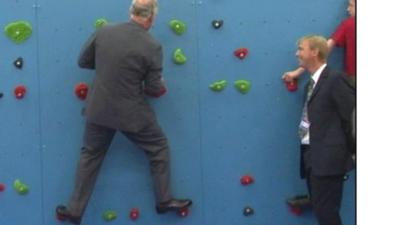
[299,79,315,140]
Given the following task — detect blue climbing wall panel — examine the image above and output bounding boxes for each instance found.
[0,1,42,225]
[0,0,354,225]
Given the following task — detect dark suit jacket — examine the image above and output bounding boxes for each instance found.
[78,21,166,132]
[303,66,355,177]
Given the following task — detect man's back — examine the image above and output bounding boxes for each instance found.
[80,21,163,132]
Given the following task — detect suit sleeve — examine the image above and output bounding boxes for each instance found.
[332,74,355,123]
[144,45,167,97]
[78,32,96,69]
[332,74,356,153]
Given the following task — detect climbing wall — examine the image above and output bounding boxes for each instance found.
[0,0,354,225]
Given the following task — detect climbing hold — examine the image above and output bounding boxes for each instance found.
[14,85,27,99]
[286,194,311,216]
[234,48,248,60]
[243,206,254,216]
[129,208,139,220]
[103,210,117,221]
[173,48,187,64]
[211,20,223,29]
[209,80,227,92]
[289,206,303,216]
[169,19,186,35]
[13,179,29,195]
[0,183,5,192]
[75,82,89,100]
[285,80,298,92]
[234,80,251,94]
[94,18,108,29]
[177,208,189,217]
[55,205,68,221]
[4,21,33,44]
[14,57,24,69]
[0,92,3,98]
[240,175,254,186]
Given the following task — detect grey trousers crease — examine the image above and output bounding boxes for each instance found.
[68,122,172,217]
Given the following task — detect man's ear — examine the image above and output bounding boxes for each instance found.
[148,15,154,25]
[311,49,319,58]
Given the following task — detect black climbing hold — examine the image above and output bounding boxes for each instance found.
[0,92,3,98]
[243,206,254,216]
[212,20,223,29]
[14,57,23,69]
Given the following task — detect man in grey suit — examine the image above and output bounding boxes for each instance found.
[56,0,192,224]
[295,35,355,225]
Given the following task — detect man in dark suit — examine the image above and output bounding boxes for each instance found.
[56,0,191,224]
[296,35,355,225]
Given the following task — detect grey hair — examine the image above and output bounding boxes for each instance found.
[129,0,158,18]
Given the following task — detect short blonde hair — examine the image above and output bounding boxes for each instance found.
[298,35,328,62]
[129,0,158,18]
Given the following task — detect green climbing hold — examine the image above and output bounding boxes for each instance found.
[209,80,228,92]
[234,80,251,94]
[103,210,117,221]
[173,48,187,64]
[13,179,29,195]
[4,21,33,44]
[169,19,186,35]
[94,18,108,29]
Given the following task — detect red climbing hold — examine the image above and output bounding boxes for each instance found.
[14,85,27,99]
[0,183,5,192]
[234,48,248,60]
[56,213,67,221]
[286,194,311,216]
[240,175,254,185]
[129,208,140,220]
[177,208,189,217]
[285,80,298,92]
[288,205,303,216]
[75,83,89,100]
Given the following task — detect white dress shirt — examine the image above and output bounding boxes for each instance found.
[301,63,327,145]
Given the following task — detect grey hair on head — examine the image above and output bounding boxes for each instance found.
[129,0,158,18]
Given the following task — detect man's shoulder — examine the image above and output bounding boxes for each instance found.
[324,67,355,91]
[103,22,161,47]
[323,67,346,82]
[144,33,161,48]
[323,66,344,76]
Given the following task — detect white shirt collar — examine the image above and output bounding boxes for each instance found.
[310,63,327,87]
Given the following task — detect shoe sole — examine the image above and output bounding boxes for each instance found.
[156,201,193,214]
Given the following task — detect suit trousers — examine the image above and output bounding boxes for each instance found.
[302,145,344,225]
[67,121,172,217]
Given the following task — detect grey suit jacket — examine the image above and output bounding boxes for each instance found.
[78,21,166,132]
[306,66,355,176]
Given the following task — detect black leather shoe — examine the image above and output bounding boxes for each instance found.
[55,205,82,225]
[286,195,312,209]
[156,199,192,214]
